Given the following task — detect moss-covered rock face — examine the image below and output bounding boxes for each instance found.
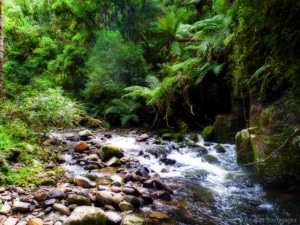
[236,95,300,187]
[213,114,245,143]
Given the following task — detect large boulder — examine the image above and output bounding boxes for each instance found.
[99,145,124,161]
[63,206,107,225]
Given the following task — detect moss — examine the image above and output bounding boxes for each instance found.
[40,178,57,186]
[162,133,172,140]
[99,145,123,161]
[172,133,184,142]
[202,125,214,141]
[190,133,200,142]
[81,212,107,225]
[203,154,219,164]
[84,174,98,181]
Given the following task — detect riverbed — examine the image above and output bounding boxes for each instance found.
[58,129,300,225]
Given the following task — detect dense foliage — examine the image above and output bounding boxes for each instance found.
[1,0,300,185]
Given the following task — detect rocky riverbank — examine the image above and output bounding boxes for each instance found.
[0,129,183,225]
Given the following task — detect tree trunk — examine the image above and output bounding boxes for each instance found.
[0,0,3,98]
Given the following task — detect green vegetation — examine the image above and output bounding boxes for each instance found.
[1,0,300,186]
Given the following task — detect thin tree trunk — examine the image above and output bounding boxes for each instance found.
[0,0,4,98]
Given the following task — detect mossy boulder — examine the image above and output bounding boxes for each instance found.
[67,194,92,206]
[63,206,107,225]
[202,125,214,142]
[121,213,147,225]
[99,145,124,161]
[161,133,172,140]
[202,154,219,164]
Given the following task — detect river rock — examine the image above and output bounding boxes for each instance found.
[28,218,44,225]
[74,176,91,188]
[124,195,141,207]
[3,217,19,225]
[158,191,172,201]
[214,144,226,153]
[105,156,121,167]
[105,211,122,224]
[121,214,147,225]
[79,130,93,139]
[99,145,124,161]
[53,203,70,216]
[12,201,30,212]
[0,204,11,214]
[74,141,89,152]
[119,201,134,211]
[112,193,124,205]
[96,191,114,206]
[63,206,107,225]
[66,194,92,206]
[135,133,149,142]
[47,188,64,199]
[154,179,173,194]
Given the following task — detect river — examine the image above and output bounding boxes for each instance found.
[59,130,300,225]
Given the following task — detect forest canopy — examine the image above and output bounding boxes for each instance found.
[1,0,300,129]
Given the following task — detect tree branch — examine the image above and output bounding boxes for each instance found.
[244,128,300,166]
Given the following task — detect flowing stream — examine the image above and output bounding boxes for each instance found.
[59,130,300,225]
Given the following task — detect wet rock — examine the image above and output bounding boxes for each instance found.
[119,201,134,211]
[34,191,48,201]
[105,211,122,225]
[143,180,154,188]
[74,176,92,188]
[12,201,30,212]
[104,133,112,138]
[159,156,176,165]
[190,146,208,156]
[135,134,149,142]
[99,145,124,161]
[154,179,173,194]
[158,191,172,201]
[53,203,70,216]
[124,195,141,208]
[145,146,167,158]
[121,214,147,225]
[96,191,114,206]
[105,156,121,167]
[74,141,90,152]
[66,194,92,206]
[44,198,57,206]
[63,206,107,225]
[110,174,123,183]
[124,174,137,183]
[47,188,64,200]
[141,195,153,204]
[79,130,93,139]
[214,144,226,153]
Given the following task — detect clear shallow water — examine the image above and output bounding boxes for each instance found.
[59,131,300,225]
